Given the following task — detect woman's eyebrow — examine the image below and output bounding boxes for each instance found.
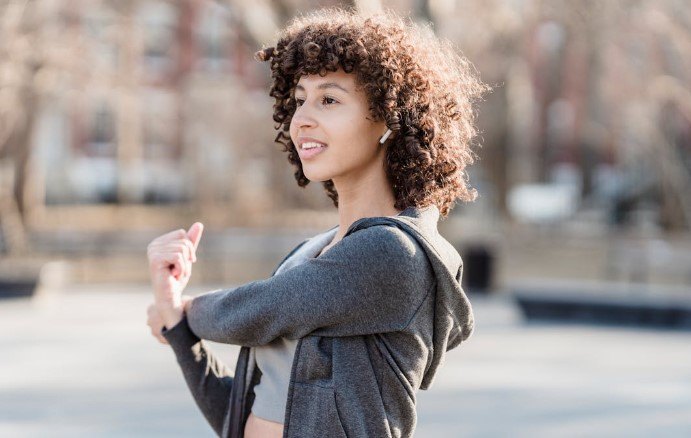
[295,82,350,94]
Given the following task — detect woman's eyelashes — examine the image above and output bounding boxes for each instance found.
[294,95,339,107]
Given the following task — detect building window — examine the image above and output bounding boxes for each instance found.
[138,1,178,78]
[86,102,116,157]
[195,2,233,74]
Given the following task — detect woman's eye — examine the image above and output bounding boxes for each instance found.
[294,96,337,107]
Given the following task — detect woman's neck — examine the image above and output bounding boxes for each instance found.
[330,168,401,243]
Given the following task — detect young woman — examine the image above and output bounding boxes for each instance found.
[146,8,486,438]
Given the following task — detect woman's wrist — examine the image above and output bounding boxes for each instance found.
[155,302,185,329]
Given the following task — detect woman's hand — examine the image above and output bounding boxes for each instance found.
[146,296,194,345]
[146,222,204,327]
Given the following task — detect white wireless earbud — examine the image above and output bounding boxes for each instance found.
[379,128,392,144]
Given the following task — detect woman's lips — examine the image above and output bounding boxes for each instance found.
[298,144,328,160]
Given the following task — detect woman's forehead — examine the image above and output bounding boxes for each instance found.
[295,69,356,90]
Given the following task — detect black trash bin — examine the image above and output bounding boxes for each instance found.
[461,244,494,294]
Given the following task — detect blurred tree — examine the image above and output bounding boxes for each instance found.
[0,0,43,253]
[432,0,691,230]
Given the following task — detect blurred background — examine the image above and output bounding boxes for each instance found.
[1,0,690,437]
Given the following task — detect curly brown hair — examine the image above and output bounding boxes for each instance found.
[255,8,488,217]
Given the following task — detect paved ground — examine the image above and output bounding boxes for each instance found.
[1,284,690,437]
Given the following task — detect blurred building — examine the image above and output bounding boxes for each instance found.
[29,1,281,212]
[2,0,690,233]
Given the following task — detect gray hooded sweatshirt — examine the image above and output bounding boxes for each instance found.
[162,205,474,437]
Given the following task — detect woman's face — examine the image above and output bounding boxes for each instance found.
[289,69,389,184]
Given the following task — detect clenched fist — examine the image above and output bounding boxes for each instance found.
[147,222,204,327]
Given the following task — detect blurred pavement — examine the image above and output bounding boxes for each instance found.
[1,284,690,437]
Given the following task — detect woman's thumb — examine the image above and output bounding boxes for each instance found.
[187,222,204,250]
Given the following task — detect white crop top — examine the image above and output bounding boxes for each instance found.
[250,226,338,423]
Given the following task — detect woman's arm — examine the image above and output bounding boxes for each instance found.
[161,316,234,436]
[186,224,434,346]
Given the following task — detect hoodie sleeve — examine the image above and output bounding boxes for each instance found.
[161,316,233,436]
[186,225,434,346]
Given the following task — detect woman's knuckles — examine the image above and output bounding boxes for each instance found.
[148,246,193,264]
[147,229,187,250]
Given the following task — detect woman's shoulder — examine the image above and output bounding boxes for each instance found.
[363,223,423,254]
[344,223,433,277]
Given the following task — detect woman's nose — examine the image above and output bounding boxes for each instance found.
[292,105,317,128]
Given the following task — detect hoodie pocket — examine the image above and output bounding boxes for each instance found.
[288,382,348,437]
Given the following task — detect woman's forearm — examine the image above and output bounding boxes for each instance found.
[162,316,235,436]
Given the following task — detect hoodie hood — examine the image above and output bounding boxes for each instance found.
[347,205,475,389]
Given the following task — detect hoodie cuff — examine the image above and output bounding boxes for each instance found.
[161,315,201,352]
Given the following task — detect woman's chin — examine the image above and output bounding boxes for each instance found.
[302,168,334,183]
